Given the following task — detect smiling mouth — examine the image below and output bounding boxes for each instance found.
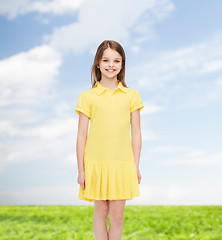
[106,69,116,72]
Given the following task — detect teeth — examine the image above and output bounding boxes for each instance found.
[107,70,115,72]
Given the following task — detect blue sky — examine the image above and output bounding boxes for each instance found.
[0,0,222,205]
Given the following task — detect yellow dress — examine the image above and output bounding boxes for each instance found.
[75,81,144,202]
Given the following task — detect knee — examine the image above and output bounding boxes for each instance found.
[109,211,124,226]
[94,203,109,220]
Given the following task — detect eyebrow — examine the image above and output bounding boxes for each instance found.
[102,57,122,60]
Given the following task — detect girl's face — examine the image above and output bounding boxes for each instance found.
[97,48,122,80]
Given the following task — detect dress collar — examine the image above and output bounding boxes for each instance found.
[93,81,127,96]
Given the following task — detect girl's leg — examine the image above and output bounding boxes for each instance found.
[93,199,109,240]
[108,200,126,240]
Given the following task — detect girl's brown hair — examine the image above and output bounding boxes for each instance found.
[91,40,127,88]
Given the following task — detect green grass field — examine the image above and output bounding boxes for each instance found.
[0,205,221,240]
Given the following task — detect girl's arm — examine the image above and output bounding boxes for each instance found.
[130,109,142,169]
[76,112,89,173]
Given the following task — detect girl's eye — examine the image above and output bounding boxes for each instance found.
[102,60,120,62]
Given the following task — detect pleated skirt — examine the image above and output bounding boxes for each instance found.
[78,160,140,202]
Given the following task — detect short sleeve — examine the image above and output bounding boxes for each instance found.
[130,89,144,113]
[75,92,91,119]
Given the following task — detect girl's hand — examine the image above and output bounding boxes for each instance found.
[77,171,85,189]
[136,167,141,184]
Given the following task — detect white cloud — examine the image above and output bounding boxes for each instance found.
[142,101,164,115]
[0,116,78,171]
[133,183,222,205]
[0,41,77,170]
[0,45,62,106]
[128,33,222,90]
[32,0,86,15]
[151,146,222,166]
[142,129,159,141]
[0,117,76,139]
[160,152,222,166]
[0,43,68,173]
[0,183,82,205]
[129,45,140,53]
[185,150,206,158]
[0,0,85,19]
[152,146,190,152]
[207,78,222,101]
[45,0,174,54]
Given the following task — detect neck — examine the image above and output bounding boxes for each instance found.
[100,78,119,88]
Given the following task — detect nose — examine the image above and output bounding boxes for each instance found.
[109,61,114,67]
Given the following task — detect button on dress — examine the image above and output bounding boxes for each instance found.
[75,81,144,202]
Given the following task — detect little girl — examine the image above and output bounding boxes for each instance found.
[75,40,144,240]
